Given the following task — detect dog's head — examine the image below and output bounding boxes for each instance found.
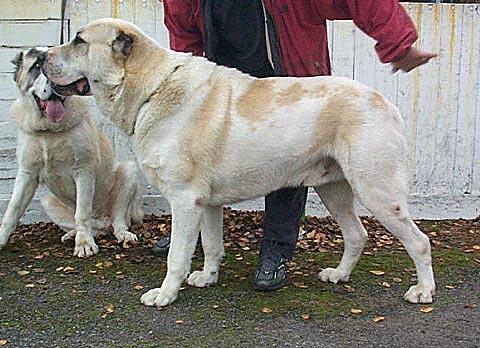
[43,18,139,99]
[12,47,67,123]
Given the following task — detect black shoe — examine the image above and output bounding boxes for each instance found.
[253,256,287,291]
[152,235,170,256]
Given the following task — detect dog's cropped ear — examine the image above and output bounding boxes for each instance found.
[10,51,24,82]
[112,31,133,58]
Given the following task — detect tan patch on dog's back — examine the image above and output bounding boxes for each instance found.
[369,92,389,111]
[236,79,275,121]
[180,77,232,184]
[309,87,365,154]
[276,83,309,106]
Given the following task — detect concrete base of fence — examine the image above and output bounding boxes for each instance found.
[1,193,478,225]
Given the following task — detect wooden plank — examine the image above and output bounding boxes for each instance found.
[411,3,443,195]
[0,0,63,19]
[452,4,479,195]
[134,0,156,39]
[154,1,169,47]
[429,4,463,195]
[87,0,112,22]
[0,73,18,100]
[330,21,355,79]
[69,0,90,34]
[0,19,67,47]
[396,3,418,188]
[473,5,480,194]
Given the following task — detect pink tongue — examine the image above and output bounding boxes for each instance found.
[44,99,66,123]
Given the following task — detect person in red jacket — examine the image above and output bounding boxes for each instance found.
[153,0,437,291]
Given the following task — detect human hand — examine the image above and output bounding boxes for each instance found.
[391,47,438,73]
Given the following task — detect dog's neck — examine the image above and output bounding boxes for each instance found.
[92,39,193,136]
[11,94,87,134]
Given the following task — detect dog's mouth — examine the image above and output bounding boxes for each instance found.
[34,93,67,123]
[51,77,91,97]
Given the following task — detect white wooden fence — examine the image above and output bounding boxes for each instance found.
[0,1,479,222]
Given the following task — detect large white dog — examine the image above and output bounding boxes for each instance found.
[0,47,143,257]
[43,19,435,306]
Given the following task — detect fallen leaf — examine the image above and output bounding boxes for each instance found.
[55,267,64,272]
[18,270,30,276]
[351,308,362,314]
[380,282,391,288]
[369,270,385,276]
[464,304,477,309]
[472,245,480,251]
[0,339,7,346]
[175,320,185,325]
[343,285,356,293]
[100,313,108,319]
[445,285,454,289]
[261,307,273,314]
[105,304,115,313]
[134,285,144,291]
[95,263,103,269]
[392,277,402,283]
[25,283,35,288]
[103,261,114,268]
[293,282,309,289]
[33,268,45,273]
[373,316,385,323]
[213,305,219,309]
[474,258,480,264]
[301,314,310,320]
[89,270,97,274]
[420,307,434,313]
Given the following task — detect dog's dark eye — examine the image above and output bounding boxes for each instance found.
[73,35,86,46]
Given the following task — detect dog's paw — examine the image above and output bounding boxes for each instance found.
[318,267,349,284]
[61,230,76,243]
[187,270,218,288]
[140,287,178,307]
[73,234,99,258]
[404,284,435,304]
[114,230,138,246]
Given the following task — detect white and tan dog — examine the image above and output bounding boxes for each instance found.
[0,47,144,257]
[43,19,435,305]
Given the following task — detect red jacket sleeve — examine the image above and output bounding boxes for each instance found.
[163,0,204,56]
[319,0,418,63]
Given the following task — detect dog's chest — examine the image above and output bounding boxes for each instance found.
[37,137,76,190]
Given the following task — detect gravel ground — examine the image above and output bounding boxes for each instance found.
[0,211,478,347]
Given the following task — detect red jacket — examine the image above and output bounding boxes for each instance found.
[163,0,418,77]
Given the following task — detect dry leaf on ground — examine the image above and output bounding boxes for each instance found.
[261,307,273,314]
[351,308,363,314]
[373,316,385,322]
[420,307,434,313]
[0,339,7,346]
[369,270,385,276]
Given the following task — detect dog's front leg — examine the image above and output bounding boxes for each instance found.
[72,171,98,257]
[0,170,38,249]
[141,199,203,307]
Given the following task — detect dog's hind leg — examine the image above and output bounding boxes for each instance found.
[187,206,224,288]
[41,193,106,243]
[110,161,141,246]
[41,193,75,232]
[337,132,435,303]
[315,180,367,284]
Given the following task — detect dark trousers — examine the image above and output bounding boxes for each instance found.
[260,186,308,260]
